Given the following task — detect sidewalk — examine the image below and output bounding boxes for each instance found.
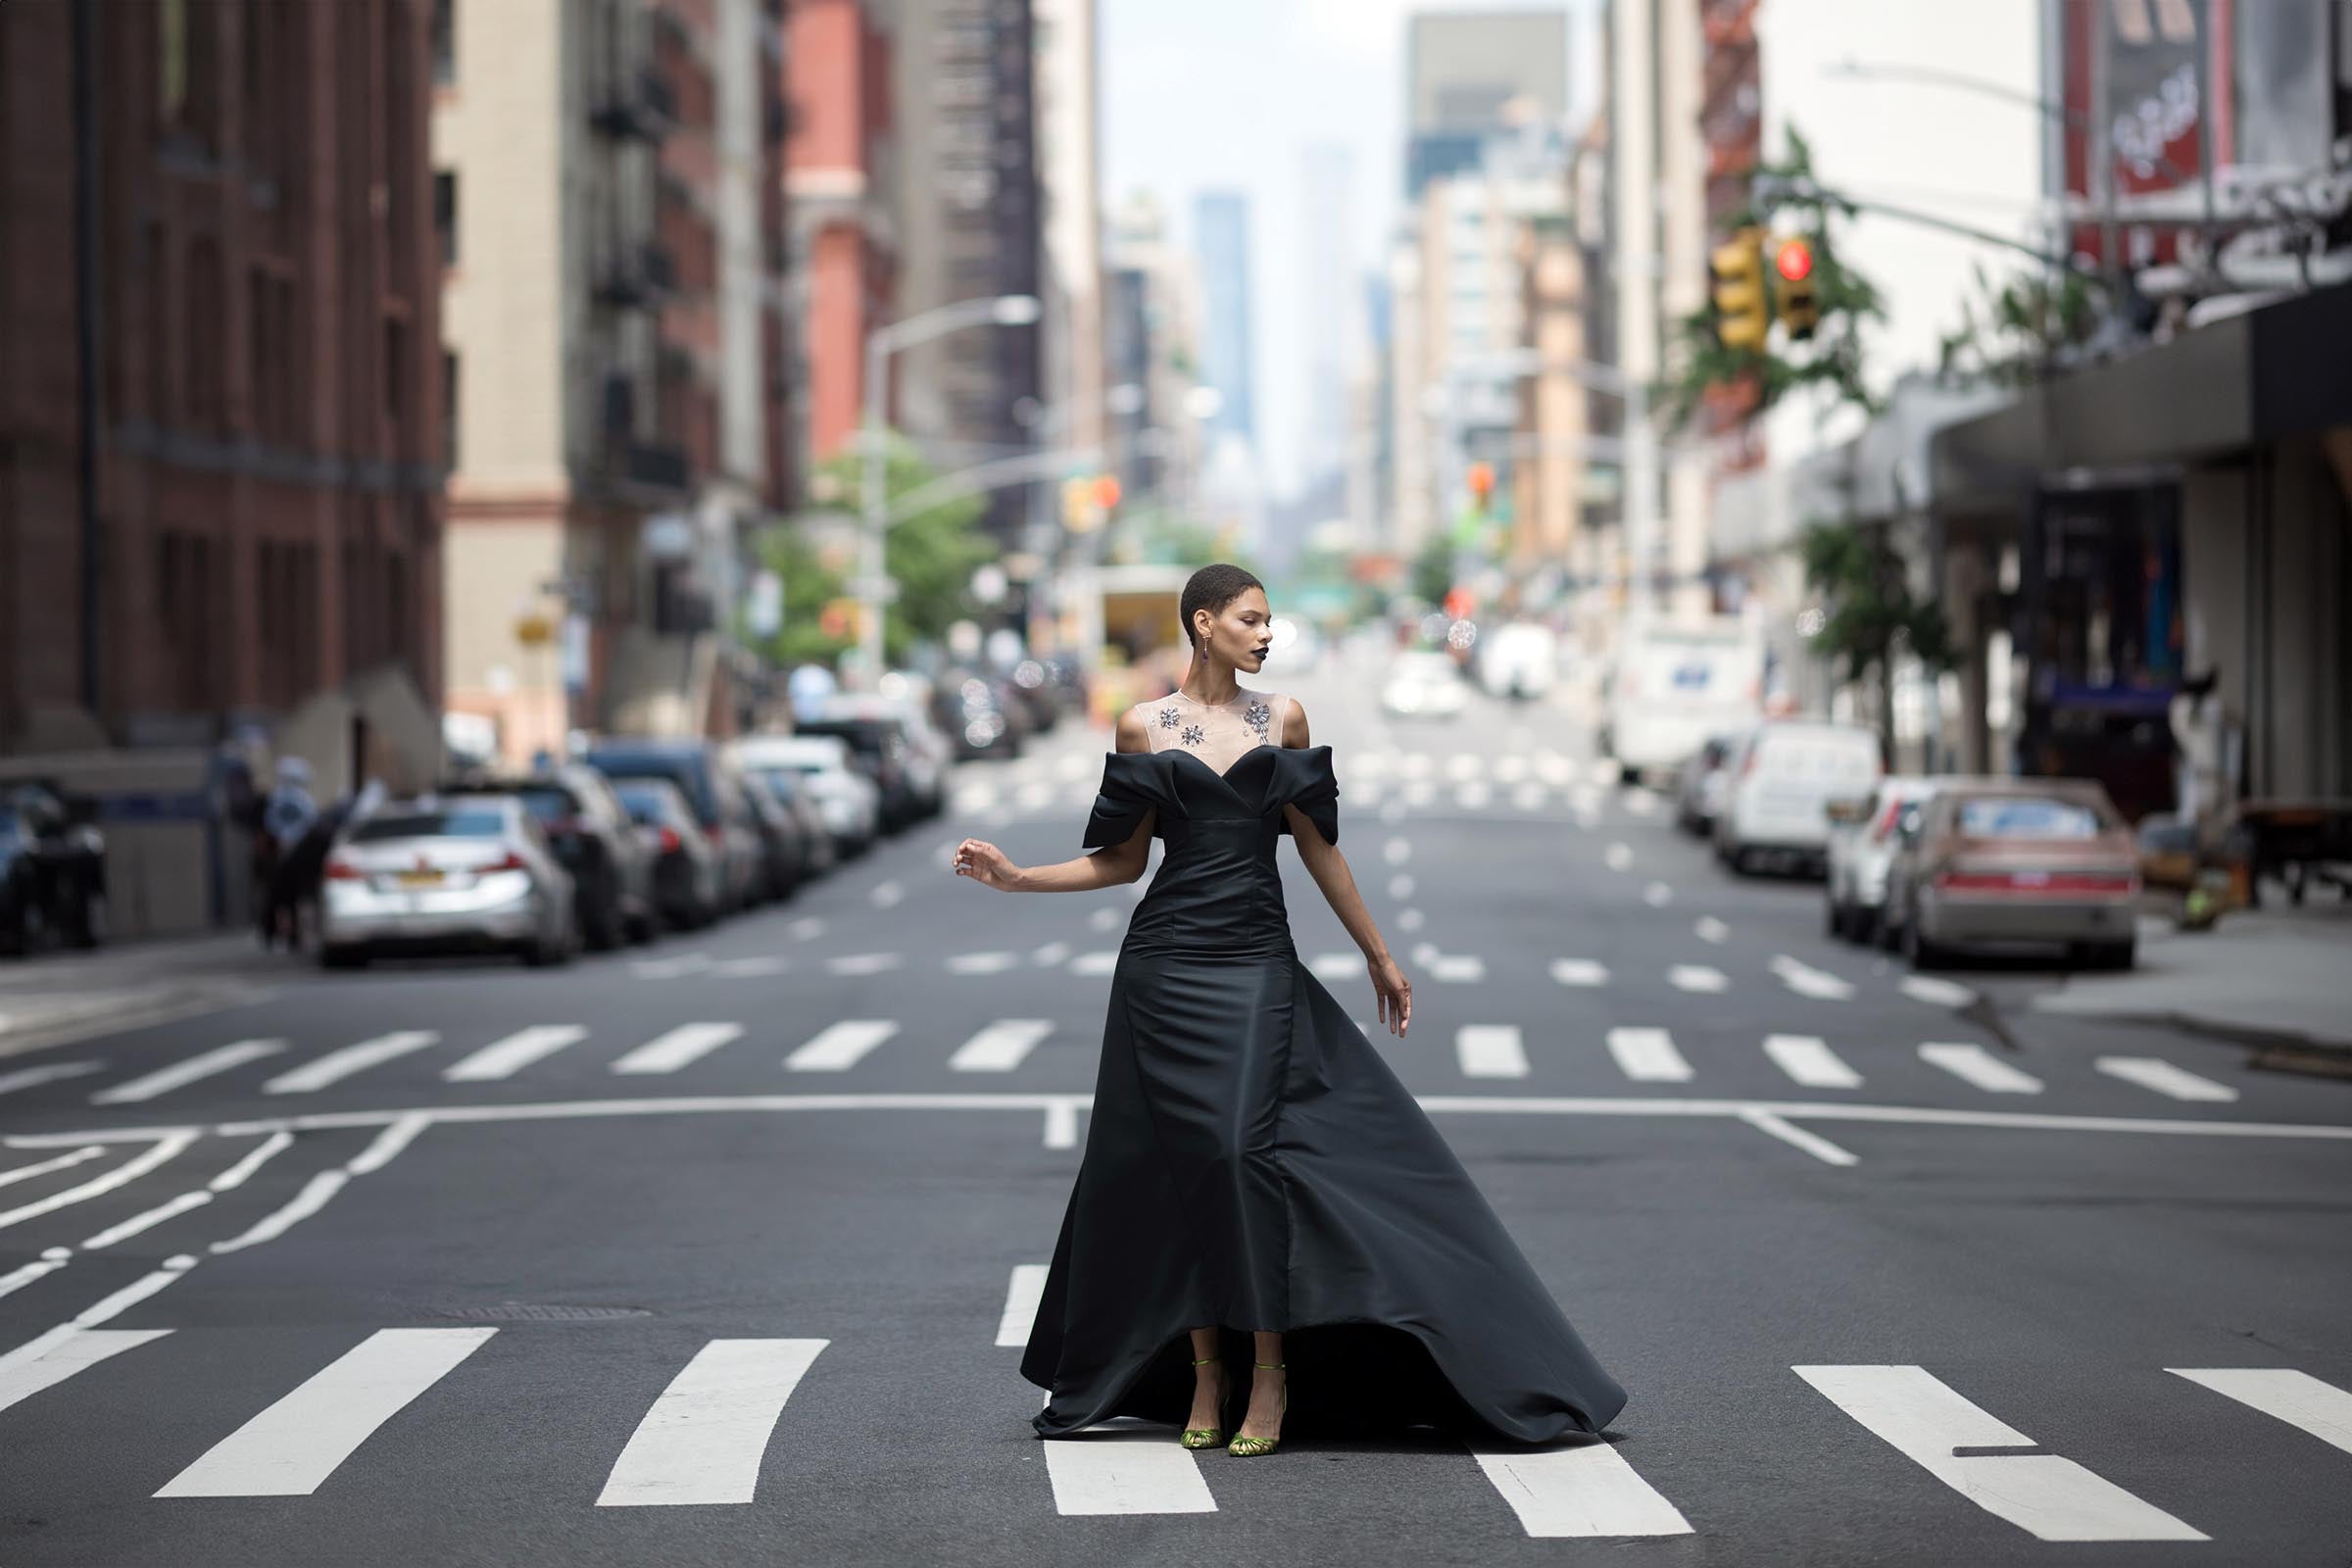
[0,931,278,1061]
[2034,905,2352,1054]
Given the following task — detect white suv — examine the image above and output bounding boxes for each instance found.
[1713,721,1884,877]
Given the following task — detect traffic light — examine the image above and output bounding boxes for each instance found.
[1465,462,1495,509]
[1774,235,1820,341]
[1710,227,1768,352]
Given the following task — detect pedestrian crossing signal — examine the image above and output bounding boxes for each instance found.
[1774,235,1820,342]
[1709,228,1768,353]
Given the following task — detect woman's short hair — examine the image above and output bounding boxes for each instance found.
[1179,563,1265,653]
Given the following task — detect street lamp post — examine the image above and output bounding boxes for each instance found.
[857,294,1041,688]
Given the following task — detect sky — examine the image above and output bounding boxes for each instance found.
[1099,0,1598,501]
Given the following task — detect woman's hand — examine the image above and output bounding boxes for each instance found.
[1370,953,1412,1037]
[951,838,1022,892]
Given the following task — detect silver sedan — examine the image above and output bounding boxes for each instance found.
[318,796,577,968]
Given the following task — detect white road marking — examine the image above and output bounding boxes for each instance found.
[208,1131,294,1192]
[263,1032,440,1095]
[1429,954,1485,983]
[1055,753,1091,781]
[870,880,905,908]
[79,1189,213,1250]
[1764,1035,1863,1091]
[91,1040,285,1104]
[347,1113,431,1175]
[1031,941,1071,967]
[1694,917,1729,944]
[1043,1418,1217,1515]
[1388,874,1416,900]
[785,1019,899,1072]
[949,1020,1053,1073]
[825,952,904,976]
[1770,956,1855,1002]
[1471,1440,1693,1538]
[0,1061,106,1097]
[997,1263,1049,1348]
[1512,783,1549,812]
[1309,953,1360,982]
[710,956,788,979]
[442,1026,587,1083]
[1399,754,1433,780]
[1087,907,1121,932]
[0,1146,106,1190]
[0,1256,69,1300]
[1069,951,1118,977]
[1383,837,1412,866]
[1642,882,1673,906]
[1667,964,1727,994]
[1446,754,1483,782]
[1794,1365,2206,1542]
[2169,1368,2352,1454]
[1016,782,1056,811]
[788,917,826,941]
[632,953,711,979]
[1606,1028,1693,1083]
[1043,1101,1081,1149]
[1550,958,1609,988]
[1396,908,1426,933]
[1410,942,1440,966]
[0,1134,197,1233]
[1920,1043,2043,1095]
[1396,785,1431,811]
[597,1339,829,1506]
[1456,782,1493,809]
[1494,754,1530,783]
[1622,790,1658,817]
[1603,843,1633,871]
[1457,1026,1530,1080]
[947,951,1019,975]
[611,1022,744,1076]
[209,1171,348,1254]
[1740,1108,1859,1166]
[157,1328,500,1497]
[2095,1056,2237,1102]
[1900,975,1977,1008]
[0,1328,173,1417]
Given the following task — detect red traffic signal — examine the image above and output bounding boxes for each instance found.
[1465,461,1495,502]
[1093,473,1122,512]
[1775,238,1814,282]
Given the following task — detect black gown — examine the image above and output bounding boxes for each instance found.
[1020,739,1628,1444]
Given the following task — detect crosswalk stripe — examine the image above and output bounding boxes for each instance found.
[710,956,787,978]
[91,1040,285,1104]
[597,1339,828,1506]
[997,1263,1049,1348]
[0,1061,106,1098]
[1764,1034,1863,1090]
[1069,951,1118,977]
[2169,1368,2352,1454]
[826,952,904,976]
[1900,975,1977,1008]
[1471,1441,1693,1537]
[610,1023,744,1076]
[1794,1364,2205,1541]
[950,1020,1053,1073]
[1550,958,1609,988]
[262,1032,439,1095]
[785,1019,898,1072]
[2094,1056,2237,1102]
[947,952,1019,975]
[1667,964,1726,994]
[1919,1042,2043,1095]
[155,1328,498,1497]
[1770,956,1854,1002]
[1429,954,1485,983]
[1456,1025,1530,1080]
[0,1328,174,1417]
[1309,952,1359,982]
[1607,1027,1692,1083]
[443,1026,587,1083]
[1043,1416,1217,1515]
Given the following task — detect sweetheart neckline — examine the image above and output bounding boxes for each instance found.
[1102,741,1325,786]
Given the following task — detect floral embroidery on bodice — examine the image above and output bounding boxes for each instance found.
[1136,688,1291,775]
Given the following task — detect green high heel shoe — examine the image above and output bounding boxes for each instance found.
[1227,1361,1287,1457]
[1179,1354,1228,1449]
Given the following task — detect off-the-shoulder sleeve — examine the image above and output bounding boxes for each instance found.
[1082,751,1174,849]
[1269,744,1340,847]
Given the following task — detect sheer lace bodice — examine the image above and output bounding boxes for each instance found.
[1132,688,1292,775]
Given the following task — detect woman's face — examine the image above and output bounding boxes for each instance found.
[1195,587,1273,673]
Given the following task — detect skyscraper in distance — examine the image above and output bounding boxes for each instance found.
[1192,191,1257,447]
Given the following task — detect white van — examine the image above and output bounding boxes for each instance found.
[1477,622,1560,700]
[1713,720,1885,876]
[1599,623,1764,782]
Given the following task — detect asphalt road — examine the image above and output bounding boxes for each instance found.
[3,668,2348,1567]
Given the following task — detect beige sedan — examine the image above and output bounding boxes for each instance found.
[1882,779,2140,970]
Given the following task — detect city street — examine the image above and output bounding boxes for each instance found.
[3,673,2347,1567]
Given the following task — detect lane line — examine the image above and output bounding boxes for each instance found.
[1457,1026,1530,1081]
[1603,844,1633,871]
[1643,882,1673,907]
[949,1020,1054,1073]
[1043,1101,1081,1150]
[0,1255,201,1389]
[156,1328,499,1497]
[1550,958,1609,988]
[0,1134,197,1233]
[1606,1028,1693,1084]
[997,1263,1049,1348]
[2095,1056,2237,1103]
[209,1171,347,1254]
[2168,1368,2352,1454]
[785,1019,899,1073]
[1470,1441,1693,1538]
[0,1256,69,1300]
[0,1061,106,1098]
[443,1026,587,1083]
[598,1339,830,1506]
[1667,965,1727,995]
[1770,956,1855,1002]
[0,1146,106,1191]
[1740,1108,1859,1166]
[1694,917,1729,944]
[263,1032,440,1095]
[1793,1365,2205,1541]
[347,1113,431,1175]
[0,1328,174,1417]
[1763,1035,1863,1091]
[91,1040,286,1104]
[1920,1043,2043,1095]
[610,1022,745,1076]
[1043,1419,1217,1515]
[208,1131,295,1193]
[80,1189,213,1250]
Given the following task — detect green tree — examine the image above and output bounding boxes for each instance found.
[1410,530,1454,609]
[1936,262,2103,388]
[1798,517,1951,760]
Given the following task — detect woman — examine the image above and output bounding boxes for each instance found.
[951,564,1625,1457]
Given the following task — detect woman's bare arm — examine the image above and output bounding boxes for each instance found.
[951,707,1155,893]
[1280,700,1413,1035]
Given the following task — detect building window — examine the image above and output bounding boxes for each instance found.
[431,0,456,86]
[433,172,458,267]
[383,316,409,456]
[186,238,224,433]
[441,349,460,467]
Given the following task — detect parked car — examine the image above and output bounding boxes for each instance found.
[736,734,881,858]
[1382,650,1468,718]
[739,770,811,902]
[932,668,1026,760]
[0,783,106,955]
[441,766,654,949]
[760,765,837,880]
[793,710,927,830]
[1713,720,1885,877]
[1881,779,2141,971]
[1824,775,1956,943]
[610,776,723,929]
[583,740,765,914]
[1599,621,1763,783]
[1672,732,1746,837]
[816,696,949,817]
[318,796,576,968]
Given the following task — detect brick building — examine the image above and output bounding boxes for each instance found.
[0,0,445,758]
